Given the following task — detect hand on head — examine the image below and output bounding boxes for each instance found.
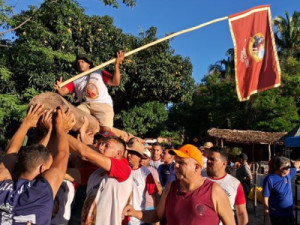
[78,116,95,145]
[54,106,76,133]
[63,107,76,132]
[39,109,54,131]
[24,104,45,128]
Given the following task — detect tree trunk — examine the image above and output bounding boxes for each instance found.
[29,92,138,142]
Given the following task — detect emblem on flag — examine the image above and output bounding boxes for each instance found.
[228,5,281,101]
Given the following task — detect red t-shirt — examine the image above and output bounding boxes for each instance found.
[79,157,131,185]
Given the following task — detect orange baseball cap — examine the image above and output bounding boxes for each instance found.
[169,144,203,167]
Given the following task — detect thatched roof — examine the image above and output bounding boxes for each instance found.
[207,128,286,145]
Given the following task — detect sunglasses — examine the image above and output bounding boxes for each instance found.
[282,165,291,170]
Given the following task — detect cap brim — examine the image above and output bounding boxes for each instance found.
[169,149,190,158]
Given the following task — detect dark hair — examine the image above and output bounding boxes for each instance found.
[106,136,126,153]
[73,55,93,71]
[239,153,248,161]
[18,144,51,173]
[152,142,163,150]
[210,146,228,161]
[273,156,290,171]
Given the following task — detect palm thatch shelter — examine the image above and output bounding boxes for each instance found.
[207,128,287,161]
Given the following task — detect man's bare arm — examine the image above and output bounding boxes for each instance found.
[65,168,81,184]
[43,107,70,198]
[123,181,171,223]
[4,104,45,173]
[212,183,236,225]
[38,110,53,147]
[235,203,248,225]
[107,51,124,86]
[0,166,12,181]
[68,134,112,172]
[54,77,70,96]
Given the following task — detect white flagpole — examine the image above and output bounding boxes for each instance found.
[59,16,228,88]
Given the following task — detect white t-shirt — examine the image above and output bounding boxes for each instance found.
[73,70,113,107]
[51,180,75,225]
[149,158,163,170]
[82,159,133,225]
[208,173,246,210]
[131,166,157,225]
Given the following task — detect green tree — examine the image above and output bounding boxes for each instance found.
[273,11,300,59]
[208,48,235,79]
[116,101,168,137]
[0,0,193,145]
[100,0,137,8]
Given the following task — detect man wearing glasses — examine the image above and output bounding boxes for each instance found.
[263,156,300,225]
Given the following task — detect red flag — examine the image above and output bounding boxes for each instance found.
[228,5,281,101]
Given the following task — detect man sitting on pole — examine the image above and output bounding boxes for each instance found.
[54,51,124,133]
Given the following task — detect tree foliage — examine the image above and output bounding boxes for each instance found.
[0,0,193,146]
[168,11,300,143]
[274,11,300,59]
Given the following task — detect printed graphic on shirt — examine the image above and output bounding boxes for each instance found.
[85,83,99,99]
[0,202,37,225]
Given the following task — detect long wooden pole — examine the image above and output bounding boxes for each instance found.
[59,16,228,88]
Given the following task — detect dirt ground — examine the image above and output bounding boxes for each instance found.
[247,200,300,225]
[247,200,265,225]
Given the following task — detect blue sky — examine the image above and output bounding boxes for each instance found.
[6,0,300,83]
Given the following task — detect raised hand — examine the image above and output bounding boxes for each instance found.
[60,107,76,133]
[39,109,53,131]
[23,104,45,128]
[54,77,63,90]
[78,116,95,145]
[116,50,125,65]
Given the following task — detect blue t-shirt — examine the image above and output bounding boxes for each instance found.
[0,177,53,225]
[158,162,176,188]
[263,167,297,217]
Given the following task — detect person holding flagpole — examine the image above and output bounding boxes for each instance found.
[54,51,125,134]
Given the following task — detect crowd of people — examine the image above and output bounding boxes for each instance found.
[0,54,299,225]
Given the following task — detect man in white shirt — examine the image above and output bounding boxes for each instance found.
[207,147,248,225]
[149,142,163,169]
[67,135,132,225]
[54,51,124,133]
[127,138,158,225]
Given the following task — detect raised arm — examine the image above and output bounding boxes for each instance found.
[3,104,45,173]
[106,51,124,86]
[43,106,71,198]
[292,160,300,171]
[68,134,112,172]
[54,77,70,96]
[38,109,53,147]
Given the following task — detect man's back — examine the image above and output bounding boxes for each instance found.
[0,178,53,225]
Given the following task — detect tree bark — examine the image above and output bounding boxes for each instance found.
[29,92,139,142]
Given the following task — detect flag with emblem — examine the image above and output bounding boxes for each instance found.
[228,5,281,101]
